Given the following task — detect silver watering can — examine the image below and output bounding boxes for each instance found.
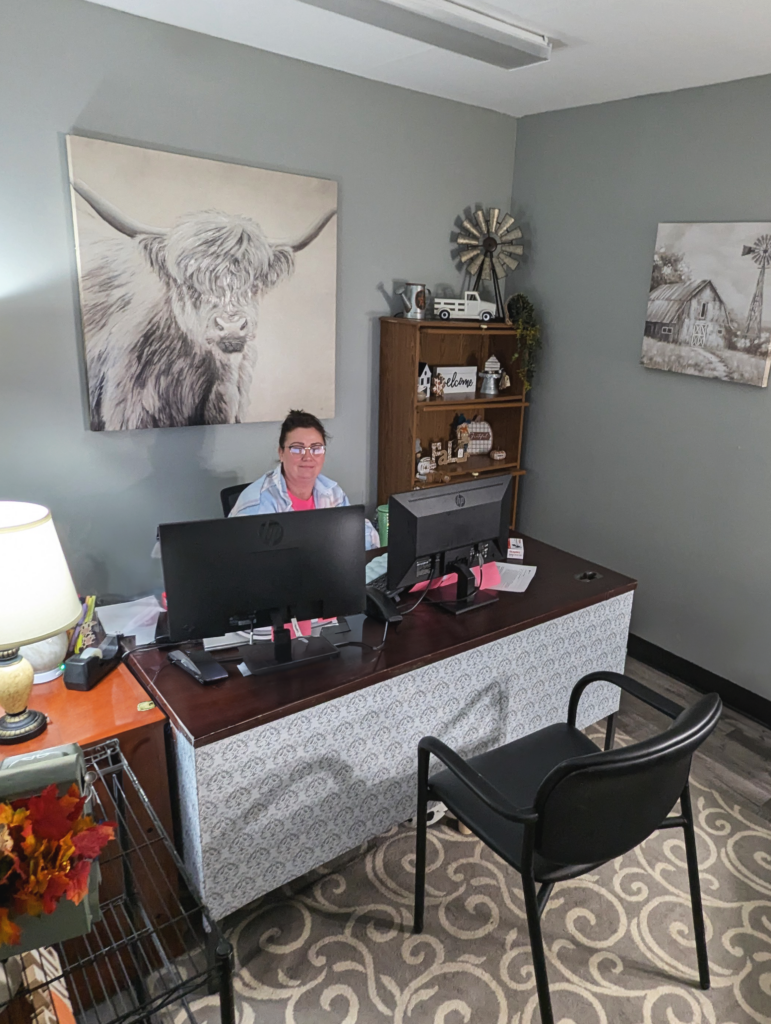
[397,283,432,320]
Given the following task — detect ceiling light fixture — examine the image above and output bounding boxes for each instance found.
[296,0,552,69]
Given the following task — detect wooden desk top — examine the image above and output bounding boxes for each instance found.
[2,664,166,758]
[127,536,636,750]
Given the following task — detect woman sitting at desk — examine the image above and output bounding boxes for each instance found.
[230,409,380,549]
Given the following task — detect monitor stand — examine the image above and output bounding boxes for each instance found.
[427,560,498,616]
[235,609,340,677]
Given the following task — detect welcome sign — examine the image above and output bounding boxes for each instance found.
[433,365,476,396]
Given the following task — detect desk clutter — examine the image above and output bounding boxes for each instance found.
[58,595,159,692]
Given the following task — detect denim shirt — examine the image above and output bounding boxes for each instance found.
[230,465,380,550]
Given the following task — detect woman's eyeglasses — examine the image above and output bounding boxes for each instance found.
[286,443,326,457]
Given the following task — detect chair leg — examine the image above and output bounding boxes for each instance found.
[604,712,617,751]
[681,784,710,990]
[522,872,555,1024]
[413,747,429,934]
[536,882,554,918]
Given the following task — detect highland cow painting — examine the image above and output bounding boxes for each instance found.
[642,222,771,387]
[67,136,338,430]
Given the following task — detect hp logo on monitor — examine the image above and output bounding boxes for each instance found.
[455,494,466,507]
[259,520,284,546]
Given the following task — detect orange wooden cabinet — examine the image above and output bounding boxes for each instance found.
[5,664,165,753]
[377,316,528,525]
[0,665,173,880]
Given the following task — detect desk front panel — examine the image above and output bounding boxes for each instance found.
[176,591,633,920]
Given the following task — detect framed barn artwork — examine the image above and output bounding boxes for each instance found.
[642,222,771,387]
[66,135,338,430]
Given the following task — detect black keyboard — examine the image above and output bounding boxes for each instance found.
[368,573,389,593]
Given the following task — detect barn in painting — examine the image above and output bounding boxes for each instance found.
[645,279,731,348]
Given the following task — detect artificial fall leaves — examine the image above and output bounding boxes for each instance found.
[0,784,115,946]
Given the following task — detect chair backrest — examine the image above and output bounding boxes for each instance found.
[535,693,721,866]
[220,484,248,518]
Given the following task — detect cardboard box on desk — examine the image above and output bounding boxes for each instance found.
[0,744,102,954]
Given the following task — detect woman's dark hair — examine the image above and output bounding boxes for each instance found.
[279,410,328,448]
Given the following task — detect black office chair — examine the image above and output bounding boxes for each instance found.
[220,483,248,517]
[413,672,722,1024]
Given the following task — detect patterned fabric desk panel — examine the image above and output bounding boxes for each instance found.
[174,591,633,920]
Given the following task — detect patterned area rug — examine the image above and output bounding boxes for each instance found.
[166,773,771,1024]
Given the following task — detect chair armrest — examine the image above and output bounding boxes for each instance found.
[418,736,537,824]
[567,671,683,727]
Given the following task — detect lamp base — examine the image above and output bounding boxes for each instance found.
[0,650,48,743]
[0,708,47,744]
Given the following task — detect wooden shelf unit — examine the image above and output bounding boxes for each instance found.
[377,316,529,526]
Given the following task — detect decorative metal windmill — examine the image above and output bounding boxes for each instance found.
[455,207,524,320]
[741,234,771,346]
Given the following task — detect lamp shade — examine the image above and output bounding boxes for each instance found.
[0,502,82,651]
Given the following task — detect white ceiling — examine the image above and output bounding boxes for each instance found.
[86,0,771,117]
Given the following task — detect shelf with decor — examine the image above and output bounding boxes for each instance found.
[416,395,528,412]
[412,462,526,488]
[377,316,530,526]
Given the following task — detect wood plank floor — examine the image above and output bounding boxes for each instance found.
[618,657,771,821]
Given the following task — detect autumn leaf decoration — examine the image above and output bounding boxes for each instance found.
[0,784,115,947]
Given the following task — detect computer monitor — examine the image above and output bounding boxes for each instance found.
[386,475,512,614]
[159,506,366,673]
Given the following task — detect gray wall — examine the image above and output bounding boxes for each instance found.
[513,75,771,698]
[1,0,517,598]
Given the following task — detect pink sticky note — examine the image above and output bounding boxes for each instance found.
[272,618,337,640]
[410,561,501,593]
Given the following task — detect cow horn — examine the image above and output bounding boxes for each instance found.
[281,209,337,253]
[71,179,167,238]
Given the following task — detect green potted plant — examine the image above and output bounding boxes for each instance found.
[505,293,542,392]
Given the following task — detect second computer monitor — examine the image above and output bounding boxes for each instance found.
[386,475,512,593]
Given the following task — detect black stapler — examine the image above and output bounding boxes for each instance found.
[168,649,229,684]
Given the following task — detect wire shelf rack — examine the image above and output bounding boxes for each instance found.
[0,739,234,1024]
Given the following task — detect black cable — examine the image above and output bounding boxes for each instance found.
[398,562,438,616]
[120,637,178,662]
[337,620,389,652]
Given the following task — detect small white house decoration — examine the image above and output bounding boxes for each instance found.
[417,362,432,399]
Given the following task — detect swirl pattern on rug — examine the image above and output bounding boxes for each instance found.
[164,770,771,1024]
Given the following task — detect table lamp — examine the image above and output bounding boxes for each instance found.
[0,502,82,743]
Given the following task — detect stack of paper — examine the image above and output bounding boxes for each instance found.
[489,563,537,593]
[97,596,163,645]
